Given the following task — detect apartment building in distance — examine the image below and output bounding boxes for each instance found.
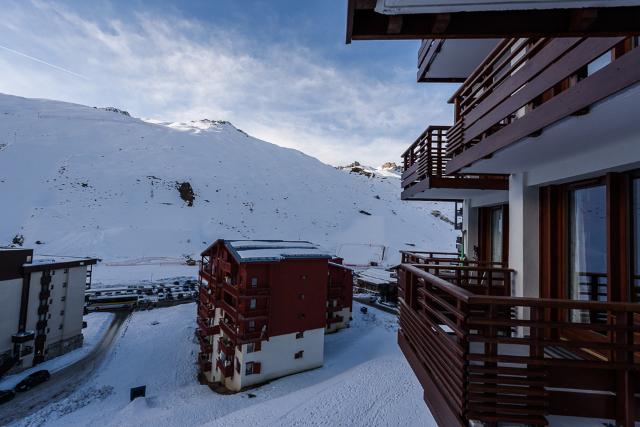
[0,248,97,376]
[197,240,352,392]
[348,1,640,426]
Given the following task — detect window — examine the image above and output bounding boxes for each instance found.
[300,275,307,280]
[235,357,240,373]
[58,324,63,330]
[247,342,256,353]
[250,277,258,288]
[249,298,257,310]
[568,184,607,324]
[50,285,54,290]
[245,361,261,375]
[61,296,66,302]
[246,362,255,375]
[490,207,504,264]
[63,282,67,288]
[294,351,304,359]
[248,320,256,332]
[298,293,305,300]
[60,310,65,316]
[295,332,304,339]
[64,268,68,274]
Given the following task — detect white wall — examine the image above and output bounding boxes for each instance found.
[224,328,324,392]
[0,278,22,354]
[508,173,540,301]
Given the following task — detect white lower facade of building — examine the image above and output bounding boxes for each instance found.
[202,323,325,392]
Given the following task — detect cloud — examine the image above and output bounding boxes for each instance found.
[0,0,454,166]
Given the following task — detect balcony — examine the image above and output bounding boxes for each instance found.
[37,305,49,316]
[401,126,507,201]
[197,317,219,336]
[445,37,640,175]
[198,353,212,373]
[198,304,215,320]
[327,315,344,325]
[39,290,50,300]
[196,331,213,354]
[199,268,214,284]
[238,307,269,321]
[216,358,234,378]
[398,263,640,427]
[218,337,235,358]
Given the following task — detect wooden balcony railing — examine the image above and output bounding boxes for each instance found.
[216,358,234,378]
[398,263,640,427]
[401,126,508,198]
[446,37,640,174]
[198,352,212,373]
[401,251,505,269]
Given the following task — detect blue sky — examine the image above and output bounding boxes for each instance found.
[0,0,455,165]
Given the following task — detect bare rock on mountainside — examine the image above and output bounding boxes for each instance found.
[380,162,402,174]
[98,107,131,116]
[176,182,196,206]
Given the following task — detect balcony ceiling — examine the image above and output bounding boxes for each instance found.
[418,39,499,82]
[347,0,640,41]
[460,82,640,186]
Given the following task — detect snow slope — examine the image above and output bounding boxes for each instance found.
[12,302,437,427]
[0,94,455,265]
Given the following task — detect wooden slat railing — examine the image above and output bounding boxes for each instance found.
[446,37,639,171]
[401,124,508,196]
[398,263,640,426]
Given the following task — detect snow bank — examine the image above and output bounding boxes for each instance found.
[13,303,437,427]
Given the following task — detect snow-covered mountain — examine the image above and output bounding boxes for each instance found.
[0,94,455,264]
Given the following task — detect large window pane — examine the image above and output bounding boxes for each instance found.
[569,185,607,324]
[491,208,503,264]
[634,179,640,302]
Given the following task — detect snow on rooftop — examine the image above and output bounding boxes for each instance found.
[227,240,317,250]
[25,255,95,266]
[356,268,395,285]
[225,240,333,262]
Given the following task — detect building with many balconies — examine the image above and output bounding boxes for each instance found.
[347,1,640,426]
[0,248,97,376]
[196,240,352,392]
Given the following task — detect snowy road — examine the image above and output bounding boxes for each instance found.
[0,313,127,426]
[10,302,437,427]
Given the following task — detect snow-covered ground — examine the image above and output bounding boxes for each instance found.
[0,312,114,390]
[91,260,198,288]
[0,94,456,267]
[11,302,436,427]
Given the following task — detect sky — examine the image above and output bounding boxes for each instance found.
[0,0,457,166]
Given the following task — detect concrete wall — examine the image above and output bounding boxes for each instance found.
[0,278,22,354]
[224,327,324,392]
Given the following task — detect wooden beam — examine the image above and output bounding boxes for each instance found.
[387,15,404,34]
[348,7,640,41]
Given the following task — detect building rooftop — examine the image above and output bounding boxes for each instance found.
[356,268,395,285]
[23,255,98,271]
[223,240,333,263]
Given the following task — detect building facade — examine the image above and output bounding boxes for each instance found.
[347,2,640,426]
[0,248,97,376]
[197,240,352,392]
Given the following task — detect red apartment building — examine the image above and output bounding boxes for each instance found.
[348,1,640,426]
[196,240,352,391]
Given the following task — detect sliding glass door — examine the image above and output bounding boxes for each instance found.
[633,179,640,302]
[568,184,607,324]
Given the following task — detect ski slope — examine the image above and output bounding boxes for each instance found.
[0,94,455,266]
